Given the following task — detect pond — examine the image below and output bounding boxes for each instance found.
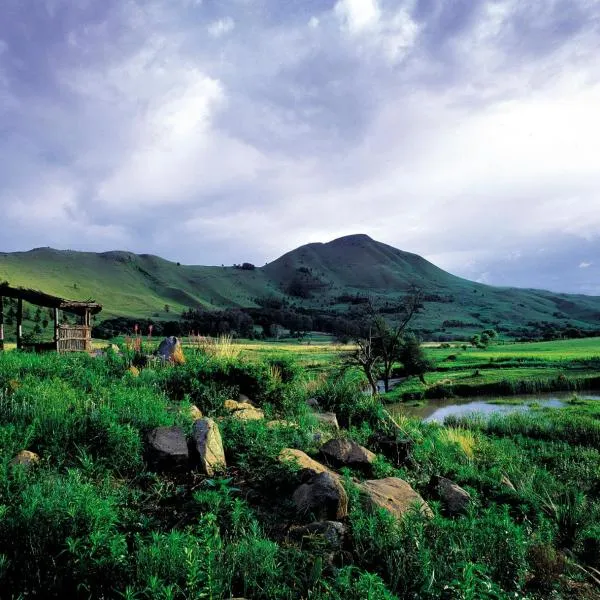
[389,391,600,423]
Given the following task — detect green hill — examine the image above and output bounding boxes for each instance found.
[1,235,600,337]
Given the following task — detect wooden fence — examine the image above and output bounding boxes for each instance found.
[58,325,92,353]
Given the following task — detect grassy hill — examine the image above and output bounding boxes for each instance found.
[1,235,600,337]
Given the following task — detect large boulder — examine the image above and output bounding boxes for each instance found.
[10,450,40,468]
[292,472,348,520]
[279,448,335,480]
[320,439,376,469]
[361,477,433,520]
[156,336,186,365]
[147,426,189,471]
[375,436,413,467]
[430,476,471,516]
[192,418,226,476]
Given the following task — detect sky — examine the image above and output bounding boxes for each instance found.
[0,0,599,294]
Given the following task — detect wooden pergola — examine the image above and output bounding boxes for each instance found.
[0,283,102,352]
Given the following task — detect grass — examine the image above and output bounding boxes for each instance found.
[0,343,599,598]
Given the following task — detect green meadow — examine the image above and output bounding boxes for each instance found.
[0,338,598,599]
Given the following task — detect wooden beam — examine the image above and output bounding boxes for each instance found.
[16,298,22,350]
[0,296,4,351]
[54,308,59,352]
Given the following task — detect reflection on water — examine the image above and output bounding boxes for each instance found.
[389,392,600,423]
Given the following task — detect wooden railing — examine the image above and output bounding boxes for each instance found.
[58,325,92,353]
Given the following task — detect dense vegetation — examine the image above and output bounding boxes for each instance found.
[0,343,598,599]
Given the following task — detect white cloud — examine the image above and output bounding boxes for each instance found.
[207,17,235,38]
[335,0,381,34]
[308,16,320,29]
[580,262,592,268]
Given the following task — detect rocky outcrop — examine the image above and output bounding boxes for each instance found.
[320,439,376,469]
[10,450,40,468]
[430,476,471,516]
[292,472,348,520]
[147,426,189,471]
[189,405,203,420]
[361,477,433,520]
[192,418,226,476]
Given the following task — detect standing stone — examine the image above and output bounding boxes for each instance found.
[156,336,186,365]
[292,472,348,520]
[361,477,433,520]
[320,439,376,469]
[147,427,189,471]
[314,412,339,430]
[192,418,226,476]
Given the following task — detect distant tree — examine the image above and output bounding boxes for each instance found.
[23,307,31,321]
[33,323,42,337]
[470,334,481,348]
[42,319,49,329]
[164,304,170,313]
[33,307,42,323]
[398,334,434,384]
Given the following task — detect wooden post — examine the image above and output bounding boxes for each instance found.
[54,308,59,352]
[16,298,22,350]
[0,296,4,351]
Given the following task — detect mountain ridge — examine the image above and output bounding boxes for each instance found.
[1,235,599,338]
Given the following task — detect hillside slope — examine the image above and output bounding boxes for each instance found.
[1,235,600,336]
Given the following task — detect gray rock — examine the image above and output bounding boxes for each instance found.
[314,412,339,430]
[292,472,348,520]
[192,418,226,476]
[147,426,189,471]
[306,397,321,409]
[432,476,471,516]
[288,521,346,549]
[156,336,185,364]
[321,438,376,469]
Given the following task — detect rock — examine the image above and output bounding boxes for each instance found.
[238,393,252,403]
[192,418,226,476]
[10,450,40,467]
[288,521,346,549]
[314,412,339,430]
[189,405,203,420]
[266,419,298,429]
[156,336,186,365]
[279,448,334,479]
[430,476,471,516]
[376,437,413,467]
[292,472,348,520]
[127,365,140,377]
[320,438,376,469]
[306,397,321,409]
[223,399,264,420]
[361,477,433,520]
[147,426,189,471]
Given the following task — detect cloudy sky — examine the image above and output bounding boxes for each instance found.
[1,0,599,294]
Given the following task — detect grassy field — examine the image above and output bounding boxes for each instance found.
[0,347,598,598]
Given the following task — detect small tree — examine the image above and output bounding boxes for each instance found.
[399,334,433,384]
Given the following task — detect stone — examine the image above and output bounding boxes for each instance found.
[156,336,186,365]
[320,438,376,469]
[292,472,348,520]
[128,365,140,377]
[376,437,413,466]
[147,426,189,471]
[192,418,226,476]
[238,393,252,403]
[306,397,321,409]
[314,412,339,430]
[279,449,335,480]
[10,450,40,467]
[431,476,471,516]
[361,477,433,520]
[266,420,298,429]
[288,521,346,549]
[189,405,203,420]
[223,399,264,420]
